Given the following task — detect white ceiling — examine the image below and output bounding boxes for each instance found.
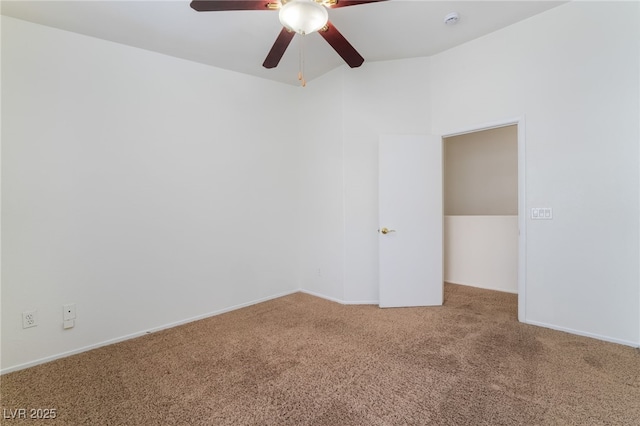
[1,0,567,86]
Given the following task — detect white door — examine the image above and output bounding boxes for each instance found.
[378,134,443,308]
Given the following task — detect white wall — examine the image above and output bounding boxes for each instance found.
[431,1,639,345]
[1,17,301,372]
[296,69,345,302]
[341,57,432,303]
[444,125,518,215]
[445,216,518,293]
[297,57,433,304]
[301,1,640,346]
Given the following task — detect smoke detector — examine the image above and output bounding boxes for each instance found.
[444,12,460,25]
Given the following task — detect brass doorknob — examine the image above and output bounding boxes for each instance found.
[379,227,396,234]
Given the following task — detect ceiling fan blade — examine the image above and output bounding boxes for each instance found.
[190,0,277,12]
[324,0,387,8]
[318,21,364,68]
[263,27,295,69]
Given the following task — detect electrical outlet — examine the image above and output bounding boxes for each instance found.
[22,311,38,329]
[63,304,76,329]
[63,304,76,321]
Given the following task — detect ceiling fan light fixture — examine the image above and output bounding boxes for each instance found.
[279,0,329,35]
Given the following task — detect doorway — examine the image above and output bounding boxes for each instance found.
[442,121,525,321]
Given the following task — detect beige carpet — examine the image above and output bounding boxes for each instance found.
[1,283,639,425]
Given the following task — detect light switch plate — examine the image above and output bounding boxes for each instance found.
[531,208,553,220]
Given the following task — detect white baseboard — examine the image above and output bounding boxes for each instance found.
[7,289,635,375]
[299,289,378,305]
[342,300,379,305]
[446,280,518,294]
[1,289,299,375]
[525,319,640,348]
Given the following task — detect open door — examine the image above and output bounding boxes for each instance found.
[378,134,443,308]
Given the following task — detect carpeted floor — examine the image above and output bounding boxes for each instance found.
[1,283,639,425]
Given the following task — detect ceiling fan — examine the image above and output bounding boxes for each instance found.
[190,0,386,77]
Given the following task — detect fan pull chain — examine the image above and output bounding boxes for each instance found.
[298,32,306,87]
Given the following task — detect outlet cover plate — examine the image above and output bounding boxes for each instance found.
[22,310,38,328]
[63,304,76,321]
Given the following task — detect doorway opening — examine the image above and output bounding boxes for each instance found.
[442,120,525,321]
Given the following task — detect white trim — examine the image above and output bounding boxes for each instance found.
[517,118,527,323]
[341,83,347,304]
[300,289,377,305]
[446,280,518,295]
[0,289,299,375]
[5,284,634,375]
[341,300,378,306]
[638,39,640,348]
[441,116,527,323]
[440,117,523,138]
[526,319,640,348]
